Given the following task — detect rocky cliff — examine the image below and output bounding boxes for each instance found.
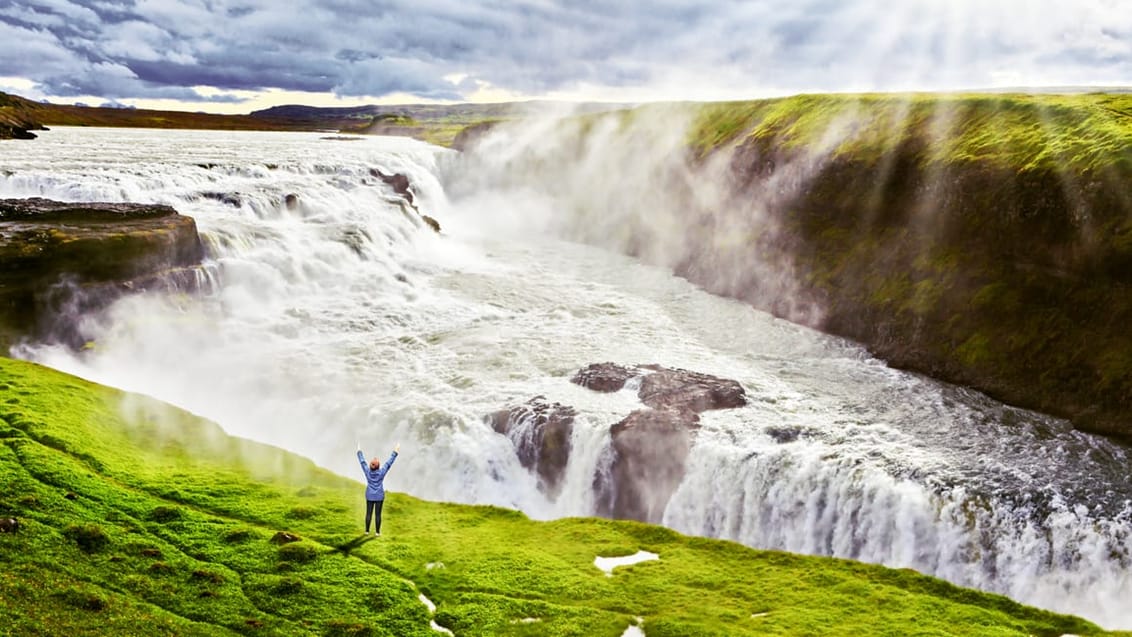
[0,198,205,348]
[683,95,1132,441]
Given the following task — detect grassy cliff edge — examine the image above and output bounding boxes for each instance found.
[0,356,1111,636]
[686,94,1132,440]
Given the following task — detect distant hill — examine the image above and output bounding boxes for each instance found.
[250,100,631,146]
[250,100,624,126]
[0,90,627,146]
[0,91,309,138]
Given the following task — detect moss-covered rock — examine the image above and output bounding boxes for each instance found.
[681,97,1132,441]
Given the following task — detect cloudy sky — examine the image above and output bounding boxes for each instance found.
[1,0,1130,113]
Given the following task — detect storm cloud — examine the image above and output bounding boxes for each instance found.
[0,0,1129,105]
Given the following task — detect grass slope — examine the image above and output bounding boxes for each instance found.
[0,356,1116,636]
[684,92,1132,172]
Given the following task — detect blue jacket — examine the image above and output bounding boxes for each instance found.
[358,450,397,501]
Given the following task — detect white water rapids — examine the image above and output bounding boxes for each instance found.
[2,127,1130,628]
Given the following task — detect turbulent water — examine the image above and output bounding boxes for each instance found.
[3,127,1130,628]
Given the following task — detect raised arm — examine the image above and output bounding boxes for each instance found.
[356,449,368,474]
[379,450,398,475]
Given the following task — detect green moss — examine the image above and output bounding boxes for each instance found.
[0,356,1116,636]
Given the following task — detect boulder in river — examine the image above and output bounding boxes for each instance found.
[487,396,576,499]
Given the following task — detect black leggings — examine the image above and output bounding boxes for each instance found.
[365,499,384,533]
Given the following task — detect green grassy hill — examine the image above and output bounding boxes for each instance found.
[0,356,1116,636]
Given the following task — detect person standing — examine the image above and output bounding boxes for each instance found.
[357,443,399,535]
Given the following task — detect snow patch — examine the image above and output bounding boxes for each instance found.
[594,550,659,576]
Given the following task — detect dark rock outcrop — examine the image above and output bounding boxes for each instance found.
[0,198,205,348]
[578,364,747,523]
[571,362,747,412]
[595,406,700,522]
[571,362,637,392]
[487,396,576,499]
[492,363,746,521]
[371,168,416,209]
[370,169,441,233]
[636,365,747,412]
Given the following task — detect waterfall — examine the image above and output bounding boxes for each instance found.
[3,126,1130,628]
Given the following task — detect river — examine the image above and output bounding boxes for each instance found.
[2,126,1129,628]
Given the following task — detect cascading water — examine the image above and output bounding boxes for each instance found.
[2,126,1130,629]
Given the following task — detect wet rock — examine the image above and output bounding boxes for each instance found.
[637,365,747,412]
[496,363,747,522]
[487,396,576,499]
[571,362,637,392]
[0,517,19,532]
[572,362,747,412]
[587,363,746,522]
[283,193,300,210]
[595,407,700,522]
[370,168,415,208]
[765,426,801,443]
[421,215,441,233]
[199,191,242,207]
[0,197,206,348]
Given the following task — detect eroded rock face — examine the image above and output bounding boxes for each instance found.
[0,198,206,348]
[487,396,576,499]
[586,364,746,522]
[371,168,416,208]
[492,363,746,521]
[594,406,700,522]
[370,168,441,233]
[571,362,637,392]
